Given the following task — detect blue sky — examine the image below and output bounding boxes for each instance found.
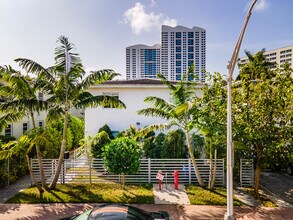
[1,0,293,78]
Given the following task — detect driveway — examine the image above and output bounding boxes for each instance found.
[260,171,293,206]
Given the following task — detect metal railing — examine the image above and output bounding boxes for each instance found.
[31,158,225,186]
[240,159,254,187]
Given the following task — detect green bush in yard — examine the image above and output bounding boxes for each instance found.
[91,131,111,158]
[102,137,142,188]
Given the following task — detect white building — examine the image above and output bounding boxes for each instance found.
[240,45,293,68]
[161,25,206,81]
[126,44,161,80]
[126,25,206,82]
[85,79,202,137]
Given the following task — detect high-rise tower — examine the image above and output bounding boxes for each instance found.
[126,44,161,80]
[161,25,206,81]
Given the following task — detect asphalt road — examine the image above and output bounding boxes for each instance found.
[260,171,293,205]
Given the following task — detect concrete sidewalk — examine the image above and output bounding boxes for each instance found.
[1,203,293,220]
[0,175,32,203]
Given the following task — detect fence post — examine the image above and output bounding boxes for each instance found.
[148,158,151,184]
[7,158,10,186]
[62,160,65,184]
[240,159,243,186]
[31,158,33,186]
[89,157,92,184]
[188,158,191,184]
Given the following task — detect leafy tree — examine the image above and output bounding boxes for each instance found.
[233,51,293,195]
[161,129,187,158]
[91,131,111,158]
[191,133,205,159]
[98,124,114,139]
[102,137,142,189]
[137,72,205,186]
[15,36,126,189]
[196,72,227,189]
[143,132,165,158]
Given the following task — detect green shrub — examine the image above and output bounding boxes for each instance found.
[68,115,84,148]
[98,124,114,139]
[161,129,187,158]
[102,137,142,175]
[91,131,111,158]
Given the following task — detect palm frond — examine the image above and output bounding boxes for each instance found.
[137,108,172,120]
[55,36,81,73]
[15,58,55,82]
[136,123,171,138]
[75,94,126,109]
[157,74,176,90]
[46,107,64,124]
[0,112,26,131]
[143,96,174,112]
[79,69,120,90]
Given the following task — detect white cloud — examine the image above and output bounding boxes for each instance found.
[150,0,157,7]
[122,2,177,34]
[246,0,270,12]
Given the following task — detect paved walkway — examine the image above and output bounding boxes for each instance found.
[0,175,32,203]
[153,184,190,204]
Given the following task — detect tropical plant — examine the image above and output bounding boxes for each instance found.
[91,131,111,158]
[98,124,114,139]
[161,129,187,158]
[137,72,205,186]
[102,137,142,189]
[15,36,126,189]
[0,66,49,190]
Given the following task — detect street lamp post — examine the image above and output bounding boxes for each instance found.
[224,1,258,220]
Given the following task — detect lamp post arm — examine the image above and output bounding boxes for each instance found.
[228,0,258,79]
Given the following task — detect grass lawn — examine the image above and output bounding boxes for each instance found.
[6,183,154,204]
[186,185,243,206]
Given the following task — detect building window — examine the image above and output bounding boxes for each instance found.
[23,123,28,134]
[39,121,44,128]
[188,32,194,38]
[176,32,181,38]
[102,92,119,108]
[188,39,194,45]
[176,39,181,45]
[5,124,12,136]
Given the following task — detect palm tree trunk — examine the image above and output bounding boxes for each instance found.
[184,125,205,187]
[25,155,44,196]
[49,108,69,189]
[31,113,48,190]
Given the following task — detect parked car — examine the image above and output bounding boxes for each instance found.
[62,204,172,220]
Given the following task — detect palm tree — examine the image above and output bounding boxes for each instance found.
[0,66,49,191]
[15,36,126,189]
[237,49,276,81]
[137,72,205,187]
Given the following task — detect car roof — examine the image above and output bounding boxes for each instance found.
[89,206,128,220]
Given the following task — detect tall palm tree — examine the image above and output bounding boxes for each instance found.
[15,36,126,189]
[0,66,49,191]
[137,73,205,187]
[237,49,276,81]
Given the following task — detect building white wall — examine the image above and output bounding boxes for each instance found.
[85,85,169,136]
[85,82,203,137]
